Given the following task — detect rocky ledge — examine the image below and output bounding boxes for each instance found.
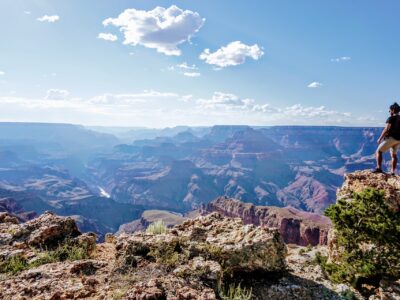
[337,170,400,212]
[0,208,358,299]
[201,197,331,246]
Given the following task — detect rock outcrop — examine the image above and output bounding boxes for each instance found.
[327,170,400,299]
[329,170,400,264]
[116,212,286,276]
[201,197,332,246]
[0,211,96,265]
[337,170,400,212]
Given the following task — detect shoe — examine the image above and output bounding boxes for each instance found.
[372,168,383,174]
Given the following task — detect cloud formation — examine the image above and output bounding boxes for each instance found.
[331,56,351,62]
[195,92,352,125]
[183,72,201,77]
[177,62,197,70]
[37,15,60,23]
[197,92,254,110]
[103,5,205,56]
[97,33,118,42]
[200,41,264,68]
[45,89,69,100]
[307,81,323,88]
[89,91,179,105]
[0,71,5,76]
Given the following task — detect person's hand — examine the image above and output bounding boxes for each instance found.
[377,139,382,144]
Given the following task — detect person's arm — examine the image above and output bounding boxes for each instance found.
[377,123,392,144]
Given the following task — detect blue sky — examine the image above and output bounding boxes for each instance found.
[0,0,399,127]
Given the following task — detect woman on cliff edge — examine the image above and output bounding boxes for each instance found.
[374,102,400,175]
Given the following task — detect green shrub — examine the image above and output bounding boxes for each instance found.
[146,220,168,235]
[314,251,351,284]
[0,243,91,274]
[218,282,253,300]
[324,188,400,285]
[0,255,28,274]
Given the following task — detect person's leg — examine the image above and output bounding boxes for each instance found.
[375,138,392,171]
[391,144,400,174]
[376,150,383,170]
[391,152,397,174]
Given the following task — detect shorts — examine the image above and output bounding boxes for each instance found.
[377,136,400,154]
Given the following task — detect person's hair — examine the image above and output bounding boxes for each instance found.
[390,102,400,114]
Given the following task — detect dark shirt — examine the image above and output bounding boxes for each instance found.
[386,115,400,140]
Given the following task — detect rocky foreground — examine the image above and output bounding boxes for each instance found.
[1,210,357,299]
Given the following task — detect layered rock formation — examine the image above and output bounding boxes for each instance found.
[201,197,332,246]
[0,125,385,236]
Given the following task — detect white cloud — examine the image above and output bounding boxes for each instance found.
[0,71,5,76]
[307,81,323,88]
[0,90,365,127]
[183,72,201,77]
[331,56,351,62]
[168,62,199,76]
[180,94,193,102]
[195,92,351,121]
[103,5,205,56]
[45,89,69,100]
[199,41,264,68]
[24,11,31,15]
[89,90,179,105]
[37,15,60,23]
[97,33,118,42]
[283,104,350,118]
[177,62,197,70]
[197,92,254,110]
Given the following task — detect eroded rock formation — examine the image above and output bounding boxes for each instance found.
[201,197,332,246]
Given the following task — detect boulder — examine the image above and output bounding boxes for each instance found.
[116,212,286,275]
[23,211,81,249]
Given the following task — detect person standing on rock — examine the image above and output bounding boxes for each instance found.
[374,102,400,175]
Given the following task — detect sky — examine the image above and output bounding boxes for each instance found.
[0,0,399,128]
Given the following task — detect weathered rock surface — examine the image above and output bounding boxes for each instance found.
[1,207,378,299]
[116,212,287,277]
[201,197,332,246]
[0,211,81,250]
[337,170,400,212]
